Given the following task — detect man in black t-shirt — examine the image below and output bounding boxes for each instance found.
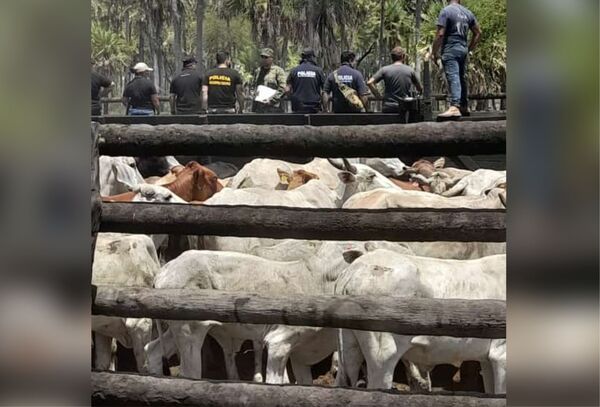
[202,51,245,114]
[122,62,160,115]
[169,56,203,115]
[286,48,326,113]
[91,63,113,116]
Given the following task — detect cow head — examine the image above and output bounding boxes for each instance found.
[164,161,223,202]
[131,184,186,203]
[327,158,397,203]
[276,168,320,190]
[407,157,445,178]
[109,157,145,193]
[404,158,450,194]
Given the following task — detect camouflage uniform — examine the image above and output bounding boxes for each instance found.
[252,48,287,113]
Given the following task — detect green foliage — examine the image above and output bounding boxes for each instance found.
[91,0,506,94]
[91,22,136,71]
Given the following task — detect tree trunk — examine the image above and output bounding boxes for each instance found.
[196,0,206,74]
[415,0,423,77]
[171,0,183,75]
[378,0,385,68]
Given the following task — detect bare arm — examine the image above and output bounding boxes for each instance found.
[169,94,177,115]
[360,95,370,113]
[432,26,445,58]
[412,76,423,94]
[121,97,129,108]
[151,94,160,114]
[99,82,114,98]
[202,85,209,110]
[321,92,329,113]
[469,23,482,52]
[367,78,381,99]
[235,84,245,113]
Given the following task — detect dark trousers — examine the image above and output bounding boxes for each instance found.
[442,48,468,107]
[252,102,284,113]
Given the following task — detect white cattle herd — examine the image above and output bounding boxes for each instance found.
[94,154,506,393]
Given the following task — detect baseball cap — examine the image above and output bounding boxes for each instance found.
[260,48,274,58]
[133,62,153,73]
[301,48,315,58]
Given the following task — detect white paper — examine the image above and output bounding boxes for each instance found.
[254,85,277,103]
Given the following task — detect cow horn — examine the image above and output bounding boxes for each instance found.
[327,158,346,171]
[342,158,357,174]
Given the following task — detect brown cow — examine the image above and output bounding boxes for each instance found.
[102,161,223,203]
[276,168,320,190]
[162,161,223,202]
[388,178,431,192]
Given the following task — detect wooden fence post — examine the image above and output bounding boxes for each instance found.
[422,60,433,121]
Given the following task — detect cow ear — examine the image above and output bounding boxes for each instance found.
[343,249,364,264]
[433,157,445,169]
[277,168,291,185]
[338,171,356,184]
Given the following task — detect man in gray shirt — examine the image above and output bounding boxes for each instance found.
[367,47,423,119]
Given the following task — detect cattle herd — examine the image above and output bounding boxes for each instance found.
[94,154,506,394]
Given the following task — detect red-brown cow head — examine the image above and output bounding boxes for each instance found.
[164,161,223,202]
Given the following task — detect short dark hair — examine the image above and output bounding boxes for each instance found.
[390,46,406,62]
[341,51,356,64]
[216,51,230,64]
[183,55,197,67]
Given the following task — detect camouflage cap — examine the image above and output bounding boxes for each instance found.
[260,48,274,58]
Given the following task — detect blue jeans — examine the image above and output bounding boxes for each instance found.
[128,108,154,116]
[442,49,468,107]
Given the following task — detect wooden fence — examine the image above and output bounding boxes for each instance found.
[91,118,507,405]
[92,372,506,407]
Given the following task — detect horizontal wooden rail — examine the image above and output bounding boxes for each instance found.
[93,286,506,338]
[99,203,506,242]
[92,372,506,406]
[97,120,506,157]
[92,112,506,126]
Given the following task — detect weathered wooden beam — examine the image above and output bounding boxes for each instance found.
[97,121,506,157]
[93,286,506,338]
[99,203,506,242]
[91,112,505,126]
[92,372,506,406]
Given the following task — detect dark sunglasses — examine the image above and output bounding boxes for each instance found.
[260,55,271,59]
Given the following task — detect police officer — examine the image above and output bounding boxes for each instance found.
[252,48,286,113]
[202,51,245,114]
[169,55,203,115]
[323,51,370,113]
[286,48,327,114]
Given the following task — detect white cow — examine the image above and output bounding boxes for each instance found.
[334,250,506,394]
[149,241,364,383]
[92,233,161,373]
[343,187,506,210]
[365,240,505,260]
[202,179,338,254]
[229,157,409,192]
[99,156,145,196]
[441,169,506,197]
